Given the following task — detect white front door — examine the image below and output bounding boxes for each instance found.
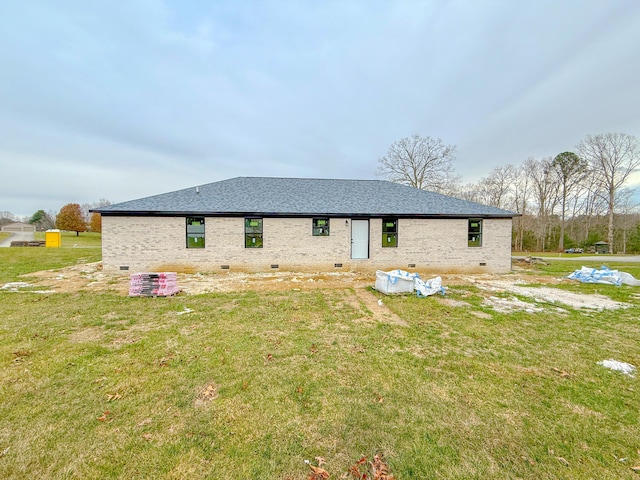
[351,220,369,259]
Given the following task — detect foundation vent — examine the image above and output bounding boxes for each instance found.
[479,262,487,266]
[220,265,230,270]
[408,263,416,268]
[119,266,129,271]
[271,264,279,269]
[334,263,343,268]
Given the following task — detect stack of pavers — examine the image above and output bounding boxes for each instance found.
[129,272,180,297]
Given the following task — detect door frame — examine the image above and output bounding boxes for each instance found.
[350,219,370,260]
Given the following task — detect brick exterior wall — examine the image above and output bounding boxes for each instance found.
[102,216,513,274]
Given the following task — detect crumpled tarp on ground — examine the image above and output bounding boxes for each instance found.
[374,269,446,297]
[597,359,636,376]
[567,266,640,286]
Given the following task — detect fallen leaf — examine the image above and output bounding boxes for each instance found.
[136,418,152,427]
[552,367,570,377]
[315,456,326,466]
[630,465,640,471]
[310,344,319,354]
[556,457,570,466]
[195,383,219,405]
[106,393,122,402]
[521,455,536,466]
[141,433,153,441]
[308,464,330,479]
[297,386,304,394]
[97,410,111,422]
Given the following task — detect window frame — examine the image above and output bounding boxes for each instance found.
[312,217,330,236]
[382,218,398,248]
[186,216,205,248]
[245,217,263,248]
[468,219,482,247]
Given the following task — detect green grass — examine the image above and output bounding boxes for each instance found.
[1,250,640,478]
[0,246,101,284]
[0,232,11,243]
[34,231,102,248]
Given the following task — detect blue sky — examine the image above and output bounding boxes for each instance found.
[1,0,640,217]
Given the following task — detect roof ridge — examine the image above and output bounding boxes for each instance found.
[234,176,384,182]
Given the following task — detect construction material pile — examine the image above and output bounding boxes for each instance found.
[129,272,180,297]
[567,265,640,286]
[374,269,446,297]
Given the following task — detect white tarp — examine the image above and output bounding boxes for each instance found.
[374,269,445,297]
[567,266,640,286]
[598,359,636,377]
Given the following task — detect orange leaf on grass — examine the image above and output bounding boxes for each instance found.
[97,410,111,422]
[307,464,330,479]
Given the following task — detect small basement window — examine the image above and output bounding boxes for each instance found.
[382,218,398,247]
[186,217,205,248]
[468,219,482,247]
[245,218,263,248]
[312,218,330,236]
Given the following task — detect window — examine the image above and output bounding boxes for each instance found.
[382,218,398,247]
[186,217,205,248]
[468,219,482,247]
[313,218,330,236]
[245,218,263,248]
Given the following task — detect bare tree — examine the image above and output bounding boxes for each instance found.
[81,199,112,223]
[577,133,640,252]
[512,160,534,251]
[377,134,458,193]
[615,188,639,254]
[551,152,587,251]
[476,165,517,209]
[528,157,560,251]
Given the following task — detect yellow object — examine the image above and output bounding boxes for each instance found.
[45,229,62,248]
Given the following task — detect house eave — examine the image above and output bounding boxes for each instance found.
[91,210,518,219]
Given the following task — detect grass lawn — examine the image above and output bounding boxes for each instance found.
[34,231,102,248]
[1,251,639,478]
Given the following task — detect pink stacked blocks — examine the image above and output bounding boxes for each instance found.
[129,272,179,297]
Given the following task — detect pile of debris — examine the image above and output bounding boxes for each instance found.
[10,240,45,247]
[128,272,180,297]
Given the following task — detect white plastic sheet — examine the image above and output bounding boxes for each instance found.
[415,276,444,297]
[567,266,640,286]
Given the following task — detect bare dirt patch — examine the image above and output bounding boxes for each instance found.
[469,278,629,311]
[12,262,631,312]
[353,288,408,326]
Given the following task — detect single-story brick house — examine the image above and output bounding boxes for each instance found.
[92,177,517,274]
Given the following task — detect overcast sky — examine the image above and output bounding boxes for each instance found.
[1,0,640,218]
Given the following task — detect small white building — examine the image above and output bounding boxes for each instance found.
[92,177,517,274]
[1,222,36,233]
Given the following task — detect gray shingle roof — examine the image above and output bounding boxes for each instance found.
[93,177,516,218]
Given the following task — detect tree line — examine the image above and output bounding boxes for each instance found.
[378,133,640,254]
[2,200,112,236]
